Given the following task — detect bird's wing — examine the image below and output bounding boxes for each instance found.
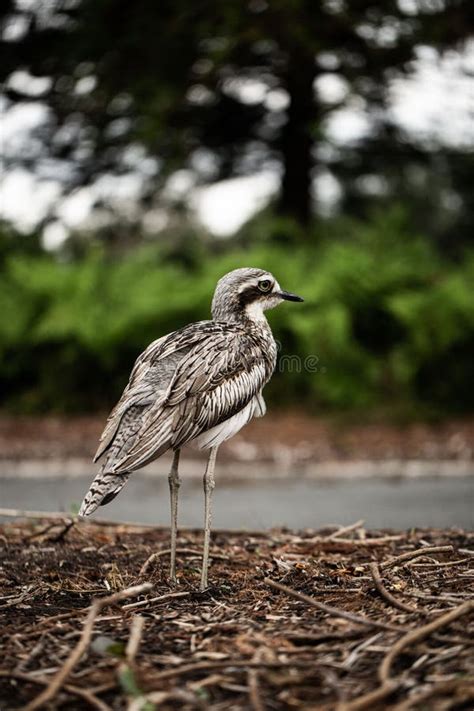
[93,321,227,462]
[112,328,270,473]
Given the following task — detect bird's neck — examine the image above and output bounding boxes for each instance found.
[242,300,268,324]
[213,308,270,330]
[212,299,269,327]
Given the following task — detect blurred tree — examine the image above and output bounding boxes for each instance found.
[1,0,473,239]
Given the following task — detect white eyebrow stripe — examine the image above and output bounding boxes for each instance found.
[237,275,273,293]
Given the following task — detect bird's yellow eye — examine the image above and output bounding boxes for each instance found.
[258,279,272,292]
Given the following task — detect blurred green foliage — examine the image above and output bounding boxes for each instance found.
[1,208,473,416]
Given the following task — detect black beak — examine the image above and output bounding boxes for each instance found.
[278,290,304,303]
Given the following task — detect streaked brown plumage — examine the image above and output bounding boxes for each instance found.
[79,267,303,589]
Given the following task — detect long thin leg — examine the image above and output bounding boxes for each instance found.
[168,449,181,584]
[200,446,218,591]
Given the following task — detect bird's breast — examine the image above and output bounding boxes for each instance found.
[248,322,278,377]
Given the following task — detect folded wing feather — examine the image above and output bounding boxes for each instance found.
[112,332,269,473]
[93,321,229,464]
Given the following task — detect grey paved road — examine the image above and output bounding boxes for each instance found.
[1,475,472,530]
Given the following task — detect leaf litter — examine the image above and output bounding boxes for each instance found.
[0,516,473,710]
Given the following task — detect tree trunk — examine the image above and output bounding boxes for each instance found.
[277,51,316,226]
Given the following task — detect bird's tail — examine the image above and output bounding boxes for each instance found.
[78,467,130,517]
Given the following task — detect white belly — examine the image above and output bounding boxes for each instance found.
[195,393,266,449]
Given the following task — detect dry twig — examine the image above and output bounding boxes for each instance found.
[327,520,365,540]
[381,545,454,570]
[21,583,152,711]
[369,562,419,614]
[122,590,190,610]
[340,599,474,710]
[264,578,405,632]
[2,520,472,710]
[125,616,146,663]
[248,649,266,711]
[308,535,404,547]
[0,670,113,711]
[143,659,338,685]
[379,599,474,683]
[391,677,474,710]
[139,547,229,575]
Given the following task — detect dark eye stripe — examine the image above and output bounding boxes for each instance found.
[238,284,267,307]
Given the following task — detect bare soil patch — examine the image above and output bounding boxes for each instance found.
[1,413,474,463]
[0,518,473,710]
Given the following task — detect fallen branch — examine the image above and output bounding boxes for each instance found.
[338,680,400,711]
[380,545,454,570]
[144,658,336,683]
[117,615,148,709]
[408,556,472,569]
[21,583,152,711]
[140,547,229,575]
[369,562,419,614]
[339,599,474,711]
[23,522,58,541]
[0,508,77,521]
[0,670,113,711]
[57,683,112,711]
[264,578,405,632]
[327,520,365,540]
[341,632,382,670]
[248,649,266,711]
[125,615,146,663]
[379,599,474,683]
[0,508,267,536]
[308,535,404,547]
[122,590,190,610]
[0,507,164,531]
[50,518,75,543]
[391,677,474,710]
[146,688,209,706]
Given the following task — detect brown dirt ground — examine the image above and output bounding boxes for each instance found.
[1,413,474,462]
[0,519,473,710]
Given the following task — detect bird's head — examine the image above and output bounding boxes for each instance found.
[211,267,304,323]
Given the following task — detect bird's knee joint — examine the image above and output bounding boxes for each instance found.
[169,473,180,489]
[204,477,215,493]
